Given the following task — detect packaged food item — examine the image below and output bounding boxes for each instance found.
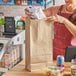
[26,6,46,19]
[46,66,62,76]
[63,73,71,76]
[71,59,76,76]
[16,20,25,30]
[35,8,46,19]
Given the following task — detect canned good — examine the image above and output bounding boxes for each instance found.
[57,55,64,65]
[57,55,64,73]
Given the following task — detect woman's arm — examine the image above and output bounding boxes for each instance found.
[46,15,76,36]
[64,18,76,36]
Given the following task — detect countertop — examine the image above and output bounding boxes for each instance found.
[3,60,71,76]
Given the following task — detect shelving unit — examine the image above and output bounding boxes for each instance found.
[0,30,25,75]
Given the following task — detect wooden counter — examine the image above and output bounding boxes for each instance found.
[3,60,71,76]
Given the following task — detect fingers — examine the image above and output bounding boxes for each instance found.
[46,16,57,22]
[46,19,54,22]
[46,14,64,23]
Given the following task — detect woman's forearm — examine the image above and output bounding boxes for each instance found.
[64,18,76,37]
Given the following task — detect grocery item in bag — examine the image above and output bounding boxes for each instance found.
[26,6,46,19]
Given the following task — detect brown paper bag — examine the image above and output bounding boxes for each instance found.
[25,18,53,71]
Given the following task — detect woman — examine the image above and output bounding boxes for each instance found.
[25,0,76,60]
[46,0,76,60]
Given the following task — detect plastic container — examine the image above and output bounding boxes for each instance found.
[46,66,63,76]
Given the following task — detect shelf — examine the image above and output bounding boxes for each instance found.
[0,4,45,8]
[0,4,27,6]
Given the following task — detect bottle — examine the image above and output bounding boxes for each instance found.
[21,0,26,5]
[71,59,76,76]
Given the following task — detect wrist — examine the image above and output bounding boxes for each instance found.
[59,16,67,24]
[63,18,68,25]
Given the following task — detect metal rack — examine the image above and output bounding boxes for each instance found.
[0,39,22,75]
[0,30,25,76]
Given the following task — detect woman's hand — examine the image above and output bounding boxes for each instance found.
[46,15,66,23]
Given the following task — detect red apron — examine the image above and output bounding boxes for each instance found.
[53,13,73,60]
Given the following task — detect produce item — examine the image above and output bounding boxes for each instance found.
[0,17,5,25]
[0,12,5,25]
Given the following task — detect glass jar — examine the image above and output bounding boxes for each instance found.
[71,59,76,76]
